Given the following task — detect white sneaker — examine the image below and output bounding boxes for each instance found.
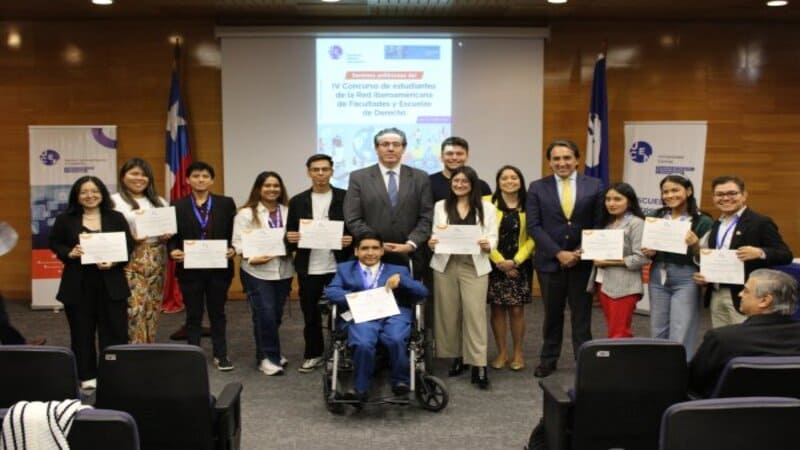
[80,378,97,390]
[258,358,284,376]
[298,357,325,373]
[280,355,289,367]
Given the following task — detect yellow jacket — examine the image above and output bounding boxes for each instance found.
[484,195,535,266]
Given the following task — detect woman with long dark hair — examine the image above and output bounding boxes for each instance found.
[429,166,497,389]
[49,176,134,389]
[232,171,294,376]
[586,182,649,338]
[642,175,712,358]
[112,158,169,343]
[487,165,534,371]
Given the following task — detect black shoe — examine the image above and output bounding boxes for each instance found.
[343,390,367,409]
[392,383,410,396]
[169,326,187,341]
[533,363,556,378]
[448,357,467,377]
[472,366,490,389]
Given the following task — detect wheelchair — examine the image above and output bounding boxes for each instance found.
[321,300,449,414]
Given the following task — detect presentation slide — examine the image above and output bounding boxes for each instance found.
[316,38,452,187]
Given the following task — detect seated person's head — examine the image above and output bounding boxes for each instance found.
[739,269,799,317]
[354,232,384,267]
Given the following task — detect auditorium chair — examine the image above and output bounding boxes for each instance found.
[538,338,688,450]
[659,397,800,450]
[709,355,800,398]
[0,407,140,450]
[95,344,242,450]
[0,345,79,408]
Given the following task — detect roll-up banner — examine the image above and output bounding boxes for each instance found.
[29,126,117,309]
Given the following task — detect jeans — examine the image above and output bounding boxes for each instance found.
[648,261,701,359]
[240,271,291,365]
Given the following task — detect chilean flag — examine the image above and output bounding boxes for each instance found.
[585,53,609,186]
[163,63,191,313]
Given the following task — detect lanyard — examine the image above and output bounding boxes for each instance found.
[716,216,740,249]
[359,263,384,290]
[191,196,213,237]
[267,207,283,228]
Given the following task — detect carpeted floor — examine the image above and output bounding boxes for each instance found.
[4,297,711,450]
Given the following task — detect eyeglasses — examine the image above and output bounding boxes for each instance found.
[377,141,404,149]
[713,191,741,198]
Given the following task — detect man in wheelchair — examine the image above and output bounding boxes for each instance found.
[324,232,429,403]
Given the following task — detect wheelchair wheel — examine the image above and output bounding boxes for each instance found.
[322,371,345,415]
[415,374,448,412]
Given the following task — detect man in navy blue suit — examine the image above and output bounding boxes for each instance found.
[526,140,604,378]
[325,232,429,401]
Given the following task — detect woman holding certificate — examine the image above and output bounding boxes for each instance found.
[586,182,648,338]
[112,158,170,344]
[641,175,712,358]
[486,166,534,371]
[48,176,134,389]
[232,171,294,376]
[429,166,497,389]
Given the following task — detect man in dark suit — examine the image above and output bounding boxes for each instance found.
[526,139,604,378]
[693,175,793,328]
[689,268,800,397]
[429,136,492,203]
[343,127,433,274]
[324,232,429,401]
[168,161,237,371]
[286,154,352,373]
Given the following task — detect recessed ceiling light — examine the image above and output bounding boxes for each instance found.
[548,0,568,4]
[321,0,341,3]
[766,0,788,6]
[92,0,114,5]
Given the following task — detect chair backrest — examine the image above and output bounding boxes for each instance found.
[660,397,800,450]
[95,344,215,450]
[711,355,800,398]
[571,338,688,450]
[0,407,139,450]
[0,345,79,408]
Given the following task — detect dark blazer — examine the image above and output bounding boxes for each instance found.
[343,164,433,267]
[525,173,604,273]
[168,193,237,281]
[688,313,800,397]
[324,260,429,309]
[48,209,135,305]
[286,187,352,274]
[705,208,793,310]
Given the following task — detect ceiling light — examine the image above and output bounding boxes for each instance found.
[766,1,788,6]
[92,0,114,5]
[7,29,21,49]
[321,0,341,3]
[548,0,568,4]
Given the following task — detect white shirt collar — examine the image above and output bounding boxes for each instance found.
[378,162,401,176]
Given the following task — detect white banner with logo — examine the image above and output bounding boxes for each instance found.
[29,126,117,309]
[623,121,707,313]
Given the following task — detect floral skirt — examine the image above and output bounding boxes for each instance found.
[487,263,533,306]
[126,244,165,343]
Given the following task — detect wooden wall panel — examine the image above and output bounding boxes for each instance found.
[0,19,798,300]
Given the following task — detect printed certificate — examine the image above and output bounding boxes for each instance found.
[641,217,691,254]
[700,249,745,284]
[433,224,481,255]
[80,232,128,264]
[132,206,177,238]
[580,229,624,260]
[345,287,401,323]
[183,239,228,269]
[298,219,344,250]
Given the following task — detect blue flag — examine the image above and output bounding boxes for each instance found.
[585,54,609,186]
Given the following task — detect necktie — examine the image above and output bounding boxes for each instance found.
[560,177,573,219]
[387,170,398,208]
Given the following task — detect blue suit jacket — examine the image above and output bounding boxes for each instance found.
[525,173,604,273]
[324,260,429,309]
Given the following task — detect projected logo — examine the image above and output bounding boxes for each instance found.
[628,141,653,163]
[39,149,60,166]
[328,45,343,60]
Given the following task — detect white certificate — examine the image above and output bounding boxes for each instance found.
[183,239,228,269]
[641,217,692,255]
[700,249,745,284]
[241,228,286,258]
[132,206,177,238]
[80,232,129,265]
[433,224,481,255]
[580,229,624,260]
[298,219,344,250]
[345,287,401,324]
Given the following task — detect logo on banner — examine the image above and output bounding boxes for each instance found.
[628,141,653,163]
[39,149,60,166]
[329,45,343,59]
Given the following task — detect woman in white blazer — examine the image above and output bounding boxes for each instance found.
[429,166,497,389]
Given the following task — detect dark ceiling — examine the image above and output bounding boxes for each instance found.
[1,0,798,24]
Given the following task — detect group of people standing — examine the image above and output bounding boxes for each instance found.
[46,126,793,395]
